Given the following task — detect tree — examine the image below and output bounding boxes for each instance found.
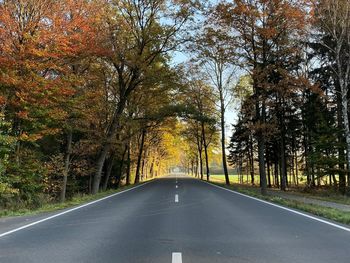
[90,0,196,194]
[313,0,350,192]
[190,23,236,185]
[215,0,308,194]
[184,78,218,181]
[0,0,103,203]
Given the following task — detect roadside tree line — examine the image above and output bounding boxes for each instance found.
[0,0,200,209]
[201,0,350,195]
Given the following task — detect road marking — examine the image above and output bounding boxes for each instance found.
[202,181,350,233]
[175,194,179,203]
[172,252,182,263]
[176,185,178,189]
[0,181,153,239]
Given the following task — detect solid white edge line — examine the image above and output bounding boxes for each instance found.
[175,194,179,203]
[201,180,350,233]
[0,181,153,238]
[172,252,182,263]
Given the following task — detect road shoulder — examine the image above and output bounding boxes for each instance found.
[203,180,350,226]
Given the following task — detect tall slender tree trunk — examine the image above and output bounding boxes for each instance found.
[280,140,287,191]
[196,123,204,180]
[191,160,194,176]
[220,96,229,185]
[134,129,146,184]
[341,87,350,190]
[92,98,127,194]
[336,84,346,194]
[126,142,131,185]
[249,138,255,185]
[295,151,299,186]
[267,150,271,188]
[201,122,210,181]
[88,174,92,194]
[258,134,267,194]
[258,101,267,195]
[117,144,128,187]
[198,147,203,180]
[149,158,154,178]
[141,146,147,179]
[60,130,72,203]
[274,158,279,187]
[102,156,114,191]
[278,98,287,191]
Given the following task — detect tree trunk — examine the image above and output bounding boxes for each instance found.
[249,137,255,185]
[198,147,203,180]
[220,103,230,185]
[92,98,127,194]
[295,151,299,186]
[201,121,210,181]
[134,128,146,184]
[60,130,72,203]
[126,140,131,185]
[88,174,92,194]
[102,156,114,191]
[274,158,279,187]
[334,82,346,193]
[196,124,204,180]
[191,160,194,176]
[267,150,271,188]
[339,77,350,193]
[142,153,146,180]
[258,101,267,195]
[280,137,287,191]
[117,144,128,187]
[149,159,154,178]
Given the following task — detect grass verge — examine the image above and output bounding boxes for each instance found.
[210,174,350,205]
[0,183,142,219]
[210,182,350,226]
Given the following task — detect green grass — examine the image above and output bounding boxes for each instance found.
[209,174,350,206]
[0,183,141,218]
[210,182,350,226]
[210,174,240,183]
[272,188,350,205]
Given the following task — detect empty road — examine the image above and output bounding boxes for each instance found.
[1,176,350,263]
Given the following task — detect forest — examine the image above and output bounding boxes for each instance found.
[0,0,350,212]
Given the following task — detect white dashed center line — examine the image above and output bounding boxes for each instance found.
[175,194,179,203]
[172,252,182,263]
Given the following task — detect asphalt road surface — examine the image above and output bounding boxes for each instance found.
[1,175,350,263]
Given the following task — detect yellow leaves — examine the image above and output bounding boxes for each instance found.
[19,132,30,141]
[19,131,44,143]
[19,128,61,143]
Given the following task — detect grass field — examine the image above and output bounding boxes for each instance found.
[209,174,257,184]
[210,174,239,183]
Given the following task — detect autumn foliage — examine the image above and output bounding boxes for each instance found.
[0,0,196,208]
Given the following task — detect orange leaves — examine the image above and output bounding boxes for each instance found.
[0,0,106,147]
[0,96,6,106]
[19,127,62,142]
[16,110,29,119]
